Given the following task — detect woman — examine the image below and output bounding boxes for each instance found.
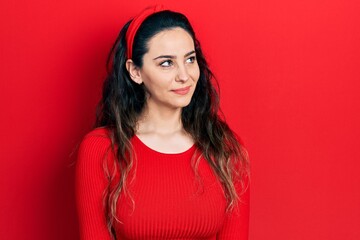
[76,5,250,240]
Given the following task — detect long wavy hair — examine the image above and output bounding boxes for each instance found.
[95,10,250,240]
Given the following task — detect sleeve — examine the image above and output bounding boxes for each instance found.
[75,134,113,240]
[216,173,250,240]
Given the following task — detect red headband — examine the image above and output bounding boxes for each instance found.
[126,5,165,59]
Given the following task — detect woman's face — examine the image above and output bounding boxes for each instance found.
[139,27,200,110]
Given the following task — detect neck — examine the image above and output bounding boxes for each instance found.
[136,101,183,136]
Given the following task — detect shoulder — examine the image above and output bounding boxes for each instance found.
[81,127,113,146]
[77,127,114,161]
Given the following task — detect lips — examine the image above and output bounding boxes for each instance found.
[171,86,191,95]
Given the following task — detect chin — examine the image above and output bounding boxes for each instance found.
[169,98,192,109]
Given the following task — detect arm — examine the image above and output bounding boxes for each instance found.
[75,133,113,240]
[216,175,250,240]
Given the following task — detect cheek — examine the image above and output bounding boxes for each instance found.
[191,64,201,82]
[144,73,173,94]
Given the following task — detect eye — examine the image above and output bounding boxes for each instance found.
[160,60,173,67]
[186,56,196,63]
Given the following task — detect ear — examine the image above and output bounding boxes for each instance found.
[126,59,143,85]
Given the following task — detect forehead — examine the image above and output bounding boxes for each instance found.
[145,27,195,56]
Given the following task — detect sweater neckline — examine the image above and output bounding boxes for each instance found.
[132,134,196,156]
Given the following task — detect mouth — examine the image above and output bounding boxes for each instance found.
[171,86,191,95]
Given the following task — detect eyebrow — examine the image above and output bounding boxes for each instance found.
[152,50,196,60]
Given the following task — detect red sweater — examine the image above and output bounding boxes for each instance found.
[75,127,249,240]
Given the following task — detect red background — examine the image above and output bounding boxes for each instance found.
[1,0,359,239]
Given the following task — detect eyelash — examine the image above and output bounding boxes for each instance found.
[160,56,196,67]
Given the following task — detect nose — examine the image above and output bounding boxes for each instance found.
[176,64,189,82]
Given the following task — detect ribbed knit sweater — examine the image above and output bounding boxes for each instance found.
[75,127,249,240]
